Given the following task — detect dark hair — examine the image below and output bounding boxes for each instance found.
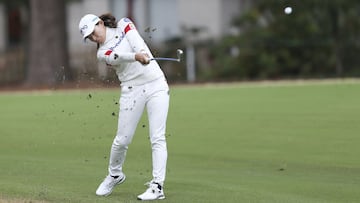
[99,13,117,28]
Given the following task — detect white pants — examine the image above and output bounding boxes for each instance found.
[108,77,169,185]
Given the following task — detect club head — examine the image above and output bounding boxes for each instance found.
[176,49,183,62]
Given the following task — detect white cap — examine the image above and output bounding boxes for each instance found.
[79,14,100,40]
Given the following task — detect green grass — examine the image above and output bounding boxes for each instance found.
[1,80,360,202]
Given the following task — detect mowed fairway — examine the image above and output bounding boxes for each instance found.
[0,80,360,203]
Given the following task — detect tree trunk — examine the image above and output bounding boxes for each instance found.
[26,0,71,87]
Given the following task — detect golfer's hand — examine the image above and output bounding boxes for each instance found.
[135,53,150,65]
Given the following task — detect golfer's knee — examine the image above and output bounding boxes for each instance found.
[113,134,132,147]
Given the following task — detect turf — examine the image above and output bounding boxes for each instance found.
[0,80,360,203]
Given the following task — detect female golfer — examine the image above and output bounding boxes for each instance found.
[79,13,169,201]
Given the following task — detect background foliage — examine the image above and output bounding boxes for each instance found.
[209,0,360,80]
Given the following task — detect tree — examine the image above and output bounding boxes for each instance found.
[210,0,360,80]
[26,0,71,87]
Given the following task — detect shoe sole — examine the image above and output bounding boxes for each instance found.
[137,195,165,201]
[96,175,126,196]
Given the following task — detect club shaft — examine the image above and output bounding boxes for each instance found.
[151,57,180,62]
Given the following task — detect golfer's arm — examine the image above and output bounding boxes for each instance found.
[97,49,136,65]
[125,29,147,54]
[118,18,147,54]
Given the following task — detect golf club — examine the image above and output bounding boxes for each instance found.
[151,49,183,62]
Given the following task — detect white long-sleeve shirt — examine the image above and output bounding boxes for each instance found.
[97,18,164,86]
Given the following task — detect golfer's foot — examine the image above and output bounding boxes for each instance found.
[137,181,165,201]
[95,174,126,196]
